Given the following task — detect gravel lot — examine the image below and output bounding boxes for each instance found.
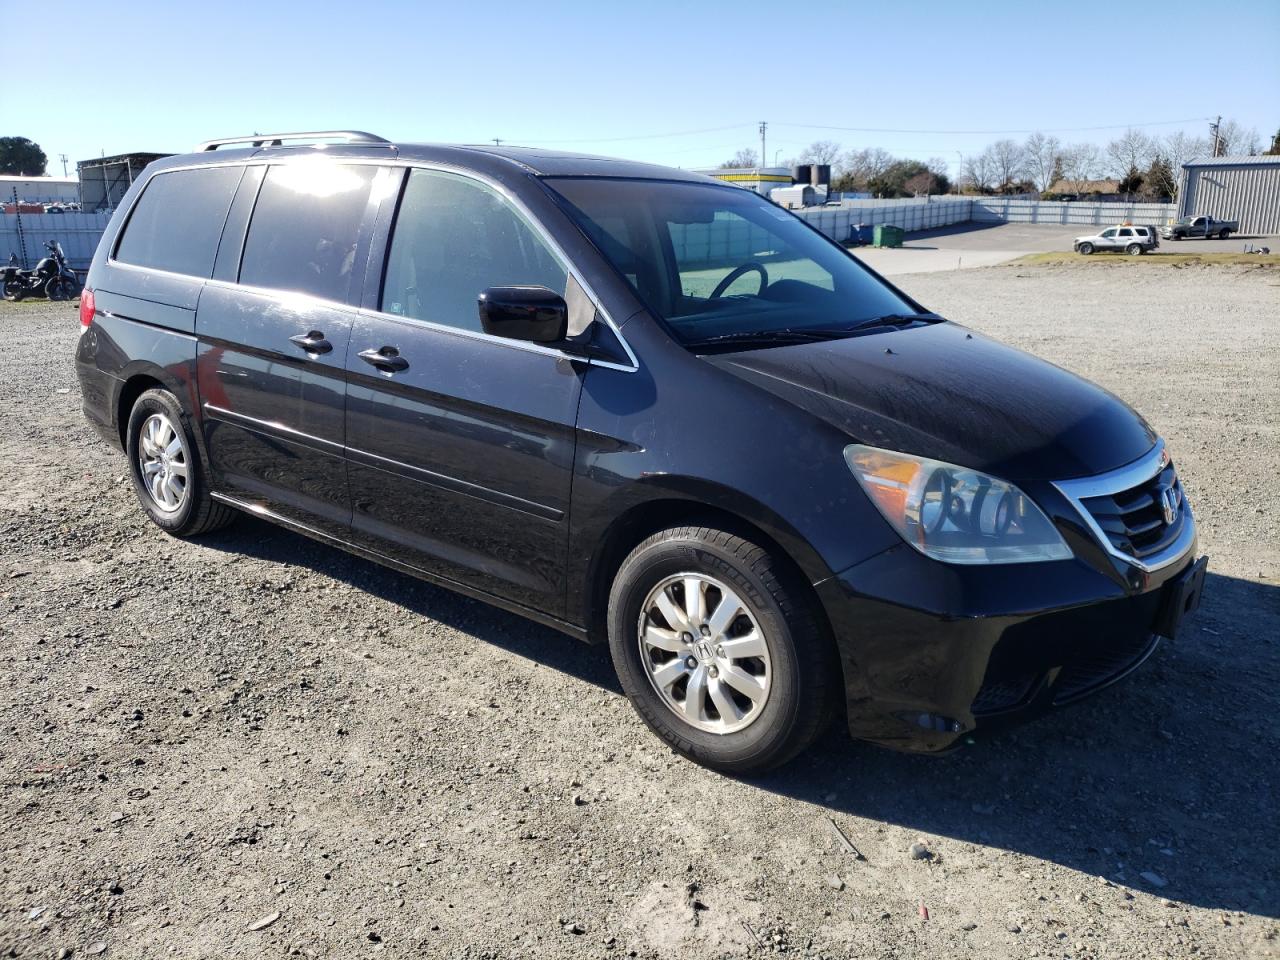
[2,262,1277,960]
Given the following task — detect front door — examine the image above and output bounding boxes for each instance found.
[344,167,585,617]
[196,161,385,533]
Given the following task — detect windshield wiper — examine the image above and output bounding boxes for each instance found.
[685,314,943,350]
[685,326,864,349]
[848,312,942,331]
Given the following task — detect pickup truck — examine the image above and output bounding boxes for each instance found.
[1162,215,1238,240]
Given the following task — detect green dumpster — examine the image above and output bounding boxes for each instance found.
[873,224,904,248]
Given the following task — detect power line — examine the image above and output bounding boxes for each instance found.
[484,115,1216,156]
[773,117,1212,136]
[517,123,751,145]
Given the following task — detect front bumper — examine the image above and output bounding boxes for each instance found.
[816,537,1202,753]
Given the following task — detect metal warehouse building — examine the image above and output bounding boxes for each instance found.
[1178,155,1280,235]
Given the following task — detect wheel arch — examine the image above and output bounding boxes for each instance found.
[577,483,837,647]
[114,361,207,465]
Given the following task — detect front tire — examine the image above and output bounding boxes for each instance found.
[126,388,235,537]
[607,525,836,774]
[47,276,79,301]
[1077,242,1094,255]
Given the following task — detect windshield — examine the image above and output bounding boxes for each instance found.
[547,178,919,346]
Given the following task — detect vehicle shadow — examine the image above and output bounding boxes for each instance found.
[754,570,1279,918]
[199,514,623,694]
[200,518,1276,917]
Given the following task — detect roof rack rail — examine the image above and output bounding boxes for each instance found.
[194,131,391,152]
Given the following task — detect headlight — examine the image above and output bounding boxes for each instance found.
[844,444,1072,565]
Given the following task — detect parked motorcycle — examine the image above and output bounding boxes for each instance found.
[2,242,81,302]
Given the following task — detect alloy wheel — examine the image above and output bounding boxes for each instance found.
[137,412,189,513]
[637,573,772,734]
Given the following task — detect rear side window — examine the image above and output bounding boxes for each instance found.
[239,163,377,303]
[114,166,242,277]
[381,168,567,331]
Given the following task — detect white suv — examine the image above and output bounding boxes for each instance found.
[1073,224,1160,256]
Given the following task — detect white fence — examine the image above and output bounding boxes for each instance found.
[971,198,1176,226]
[1,212,112,271]
[2,198,1183,274]
[794,198,972,241]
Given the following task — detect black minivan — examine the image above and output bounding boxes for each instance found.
[75,131,1206,772]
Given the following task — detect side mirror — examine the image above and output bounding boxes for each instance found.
[478,286,568,344]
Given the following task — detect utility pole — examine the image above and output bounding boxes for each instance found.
[1210,116,1222,157]
[492,138,503,146]
[758,121,767,169]
[58,153,69,177]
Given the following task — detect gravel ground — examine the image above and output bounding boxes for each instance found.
[1,262,1277,960]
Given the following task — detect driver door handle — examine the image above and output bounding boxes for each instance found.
[359,346,409,373]
[289,331,332,355]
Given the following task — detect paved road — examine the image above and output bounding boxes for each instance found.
[852,222,1277,276]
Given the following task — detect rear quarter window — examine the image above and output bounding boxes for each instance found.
[114,166,243,277]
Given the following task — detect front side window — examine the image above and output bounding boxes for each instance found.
[1101,228,1118,238]
[548,177,916,347]
[381,168,567,331]
[115,166,242,278]
[239,162,377,302]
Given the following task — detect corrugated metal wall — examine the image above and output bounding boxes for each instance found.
[972,199,1176,226]
[1,212,113,270]
[791,198,1176,240]
[793,198,972,241]
[1180,164,1280,234]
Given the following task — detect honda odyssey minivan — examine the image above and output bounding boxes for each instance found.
[75,131,1207,773]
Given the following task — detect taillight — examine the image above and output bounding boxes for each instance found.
[79,287,95,329]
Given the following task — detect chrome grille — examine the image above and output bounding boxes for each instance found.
[1078,463,1187,560]
[1053,442,1195,572]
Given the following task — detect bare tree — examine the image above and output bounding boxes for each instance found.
[1214,118,1262,156]
[799,140,842,166]
[1105,128,1155,180]
[961,151,995,193]
[1059,142,1104,195]
[987,139,1026,192]
[719,148,758,169]
[1024,131,1062,193]
[1162,131,1209,199]
[836,147,894,190]
[903,170,938,197]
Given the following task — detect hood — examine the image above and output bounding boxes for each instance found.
[704,322,1156,481]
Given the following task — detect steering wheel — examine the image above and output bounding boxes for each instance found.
[710,261,769,299]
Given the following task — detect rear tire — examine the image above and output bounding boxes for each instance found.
[607,524,837,774]
[1077,242,1094,255]
[3,280,25,301]
[126,388,235,537]
[1218,228,1230,239]
[1126,243,1143,256]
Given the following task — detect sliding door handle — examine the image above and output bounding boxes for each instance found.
[359,346,409,373]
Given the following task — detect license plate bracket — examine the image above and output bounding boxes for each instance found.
[1155,556,1208,639]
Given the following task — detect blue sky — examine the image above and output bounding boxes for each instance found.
[8,0,1278,177]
